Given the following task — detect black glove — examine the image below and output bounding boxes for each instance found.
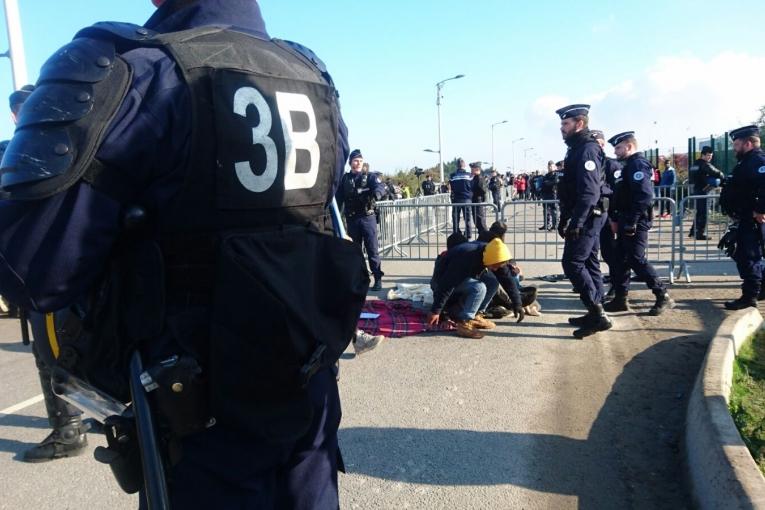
[565,227,582,241]
[718,224,739,258]
[513,304,525,323]
[623,224,636,237]
[557,219,568,239]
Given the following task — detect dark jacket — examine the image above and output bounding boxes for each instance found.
[559,130,606,229]
[449,169,473,202]
[613,153,655,228]
[472,174,488,202]
[430,242,521,313]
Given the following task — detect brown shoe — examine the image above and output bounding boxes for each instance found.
[470,314,496,330]
[456,320,484,339]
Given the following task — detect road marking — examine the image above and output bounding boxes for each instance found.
[0,394,43,417]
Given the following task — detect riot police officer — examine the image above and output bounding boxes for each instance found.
[591,130,622,301]
[488,169,503,210]
[555,104,612,338]
[719,125,765,310]
[450,158,473,238]
[539,161,559,230]
[337,149,386,291]
[689,146,725,240]
[470,162,489,235]
[422,174,436,196]
[0,0,367,507]
[602,132,675,315]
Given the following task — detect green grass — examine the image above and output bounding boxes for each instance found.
[730,328,765,475]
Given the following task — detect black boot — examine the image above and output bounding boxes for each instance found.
[22,416,88,463]
[568,314,592,327]
[573,304,613,338]
[371,276,382,291]
[604,286,616,302]
[649,291,676,316]
[603,294,630,313]
[724,296,758,310]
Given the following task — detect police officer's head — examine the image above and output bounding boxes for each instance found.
[556,104,590,141]
[608,131,638,161]
[469,162,481,175]
[730,125,761,158]
[457,158,467,170]
[547,160,555,172]
[8,84,34,125]
[556,161,564,170]
[590,129,607,149]
[349,149,363,173]
[700,146,713,162]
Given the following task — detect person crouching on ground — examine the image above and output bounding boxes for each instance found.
[428,238,524,338]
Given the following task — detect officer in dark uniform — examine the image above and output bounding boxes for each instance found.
[470,161,489,235]
[450,158,473,238]
[719,125,765,310]
[2,86,91,463]
[539,160,559,230]
[591,130,622,301]
[337,149,386,291]
[689,146,725,240]
[0,1,368,507]
[422,174,436,196]
[555,104,612,338]
[488,169,503,210]
[602,132,675,315]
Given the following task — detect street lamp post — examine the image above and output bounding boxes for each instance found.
[523,147,535,173]
[2,0,29,89]
[511,137,524,174]
[435,74,465,183]
[491,120,508,171]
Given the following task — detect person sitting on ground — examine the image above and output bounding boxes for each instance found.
[428,238,524,339]
[477,221,541,317]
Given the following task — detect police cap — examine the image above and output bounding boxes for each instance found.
[729,125,760,141]
[607,131,635,147]
[700,146,713,155]
[590,130,605,141]
[555,104,590,119]
[348,149,363,162]
[469,162,482,169]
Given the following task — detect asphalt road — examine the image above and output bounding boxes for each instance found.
[0,209,745,509]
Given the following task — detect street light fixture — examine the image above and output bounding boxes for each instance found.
[2,0,29,89]
[491,120,508,171]
[511,137,525,173]
[435,74,465,183]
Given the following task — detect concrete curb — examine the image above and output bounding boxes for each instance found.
[686,308,765,509]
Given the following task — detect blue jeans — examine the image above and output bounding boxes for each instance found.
[452,272,499,321]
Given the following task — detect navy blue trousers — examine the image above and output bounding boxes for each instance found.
[611,223,664,296]
[347,214,382,278]
[733,221,765,299]
[452,201,472,239]
[562,215,606,308]
[141,368,342,510]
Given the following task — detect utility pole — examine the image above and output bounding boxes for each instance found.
[2,0,29,89]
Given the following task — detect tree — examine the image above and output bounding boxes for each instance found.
[755,104,765,127]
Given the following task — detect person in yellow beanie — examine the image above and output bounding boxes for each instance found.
[428,238,524,338]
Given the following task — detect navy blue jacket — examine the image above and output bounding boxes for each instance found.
[449,169,473,203]
[430,241,521,314]
[0,0,349,312]
[724,148,765,220]
[559,130,605,229]
[335,171,386,217]
[614,153,654,228]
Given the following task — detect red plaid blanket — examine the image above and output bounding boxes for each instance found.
[357,300,455,338]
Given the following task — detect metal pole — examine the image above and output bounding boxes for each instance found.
[2,0,29,89]
[436,82,444,183]
[491,125,494,170]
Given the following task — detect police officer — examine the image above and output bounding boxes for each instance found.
[719,125,765,310]
[337,149,386,291]
[421,174,436,196]
[591,130,622,301]
[689,146,725,240]
[602,132,675,315]
[539,160,559,230]
[488,169,503,210]
[470,161,489,235]
[555,104,612,338]
[0,0,367,507]
[450,158,473,238]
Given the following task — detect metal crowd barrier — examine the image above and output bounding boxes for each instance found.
[377,200,499,260]
[675,194,733,282]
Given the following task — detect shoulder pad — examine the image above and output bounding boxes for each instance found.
[76,22,159,48]
[0,34,132,199]
[274,39,336,89]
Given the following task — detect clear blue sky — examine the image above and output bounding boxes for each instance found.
[2,0,764,174]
